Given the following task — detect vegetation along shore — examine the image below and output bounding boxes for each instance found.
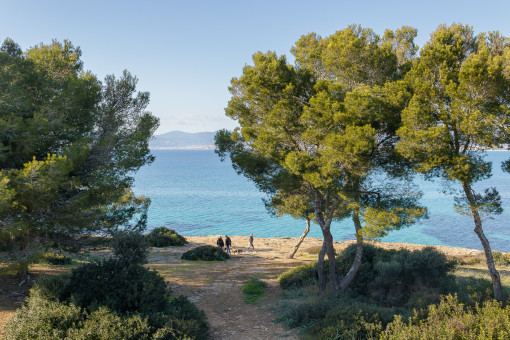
[2,234,510,339]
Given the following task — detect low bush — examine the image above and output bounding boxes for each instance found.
[381,294,510,339]
[68,259,169,318]
[34,274,72,302]
[68,307,152,340]
[454,274,495,305]
[6,259,209,339]
[278,262,318,290]
[167,296,209,340]
[147,227,188,247]
[181,245,230,261]
[5,291,153,340]
[40,251,73,265]
[278,293,387,340]
[5,290,83,340]
[279,244,455,307]
[242,277,267,304]
[110,230,149,264]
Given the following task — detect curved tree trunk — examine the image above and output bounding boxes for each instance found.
[317,240,327,292]
[323,228,340,290]
[314,192,340,292]
[287,219,311,259]
[340,210,364,290]
[462,182,503,301]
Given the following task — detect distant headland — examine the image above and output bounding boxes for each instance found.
[150,131,216,150]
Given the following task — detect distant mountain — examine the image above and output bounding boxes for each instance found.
[150,131,216,149]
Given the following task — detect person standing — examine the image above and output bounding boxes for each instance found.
[248,233,254,251]
[216,236,224,249]
[225,235,232,254]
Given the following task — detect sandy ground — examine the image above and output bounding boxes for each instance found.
[0,235,485,339]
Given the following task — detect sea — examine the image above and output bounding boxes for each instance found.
[133,150,510,252]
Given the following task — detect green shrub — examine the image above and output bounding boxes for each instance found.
[68,259,169,318]
[242,277,267,304]
[6,256,209,340]
[40,251,73,265]
[279,245,455,307]
[5,290,84,339]
[454,275,495,305]
[33,274,71,302]
[147,227,188,247]
[381,294,510,339]
[278,262,318,289]
[181,245,230,261]
[110,230,149,264]
[5,292,153,340]
[167,296,209,340]
[68,307,152,340]
[278,293,386,340]
[367,247,455,306]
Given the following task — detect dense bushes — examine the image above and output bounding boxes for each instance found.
[277,245,459,339]
[5,232,209,339]
[381,294,510,339]
[279,244,455,307]
[68,259,169,318]
[182,245,230,261]
[5,288,153,340]
[278,295,387,340]
[166,296,209,339]
[146,227,188,247]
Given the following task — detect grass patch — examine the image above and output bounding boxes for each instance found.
[242,277,267,304]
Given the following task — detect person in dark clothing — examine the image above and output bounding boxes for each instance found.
[217,236,224,249]
[225,235,232,254]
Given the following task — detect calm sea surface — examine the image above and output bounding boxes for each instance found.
[133,150,510,251]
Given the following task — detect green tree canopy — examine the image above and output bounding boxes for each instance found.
[0,38,159,258]
[396,23,510,300]
[217,25,425,291]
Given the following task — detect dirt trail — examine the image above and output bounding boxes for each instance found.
[147,235,486,340]
[147,235,321,340]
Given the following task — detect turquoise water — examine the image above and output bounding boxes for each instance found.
[133,150,510,251]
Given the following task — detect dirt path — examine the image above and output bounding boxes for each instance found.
[147,236,322,340]
[147,235,486,340]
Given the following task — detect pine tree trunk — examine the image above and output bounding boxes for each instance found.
[287,219,311,259]
[317,241,327,292]
[462,182,503,301]
[340,210,364,290]
[323,228,340,290]
[314,192,339,291]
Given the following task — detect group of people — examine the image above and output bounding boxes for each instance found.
[216,234,254,253]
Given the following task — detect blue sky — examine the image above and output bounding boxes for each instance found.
[2,0,510,134]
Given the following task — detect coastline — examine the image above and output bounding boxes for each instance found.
[184,235,485,257]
